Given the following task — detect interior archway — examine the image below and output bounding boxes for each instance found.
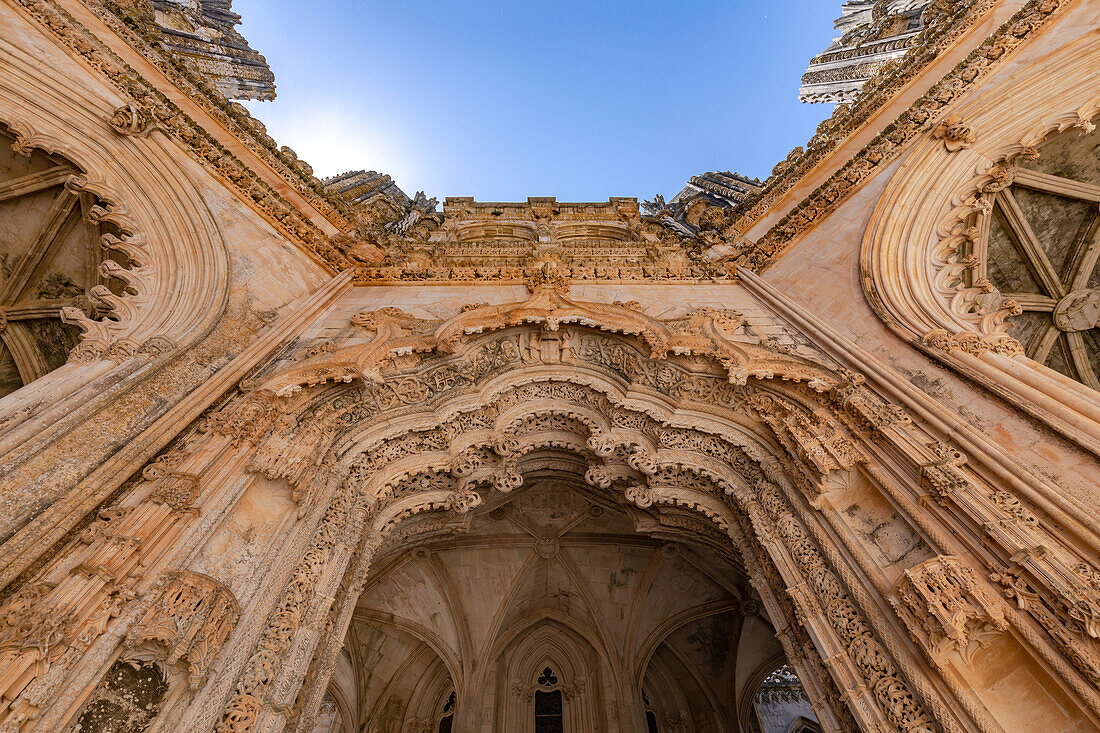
[329,459,802,733]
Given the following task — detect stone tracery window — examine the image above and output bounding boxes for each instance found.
[643,688,660,733]
[751,665,819,733]
[534,667,564,733]
[0,124,129,398]
[977,124,1100,389]
[437,690,455,733]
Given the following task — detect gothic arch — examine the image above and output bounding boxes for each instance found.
[402,666,453,733]
[640,652,702,733]
[11,290,1100,733]
[348,609,463,694]
[497,621,601,733]
[738,652,789,733]
[322,673,354,733]
[861,25,1100,452]
[65,644,188,733]
[188,292,1097,733]
[640,615,743,733]
[0,40,231,442]
[634,599,743,693]
[195,297,930,733]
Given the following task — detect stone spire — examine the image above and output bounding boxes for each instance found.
[800,0,934,104]
[142,0,276,100]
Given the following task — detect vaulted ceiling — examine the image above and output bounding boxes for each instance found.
[326,468,791,732]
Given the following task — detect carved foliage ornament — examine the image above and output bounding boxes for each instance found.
[109,104,156,137]
[248,288,836,403]
[932,114,976,152]
[127,571,241,689]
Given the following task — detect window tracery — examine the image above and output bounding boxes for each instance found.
[751,665,820,733]
[534,667,564,733]
[970,124,1100,389]
[0,124,130,397]
[437,690,454,733]
[860,63,1100,452]
[643,688,661,733]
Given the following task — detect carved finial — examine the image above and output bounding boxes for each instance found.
[932,114,976,152]
[109,104,156,137]
[641,194,669,216]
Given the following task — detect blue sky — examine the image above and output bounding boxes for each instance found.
[237,1,839,202]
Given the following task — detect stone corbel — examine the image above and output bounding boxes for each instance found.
[624,483,656,509]
[445,486,483,514]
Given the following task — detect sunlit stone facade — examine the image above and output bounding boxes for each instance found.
[0,1,1098,731]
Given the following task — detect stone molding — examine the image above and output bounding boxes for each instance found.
[860,26,1100,453]
[10,0,353,270]
[731,0,1074,271]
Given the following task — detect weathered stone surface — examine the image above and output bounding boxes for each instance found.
[0,1,1097,732]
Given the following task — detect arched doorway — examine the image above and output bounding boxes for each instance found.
[199,286,945,733]
[339,466,777,731]
[25,286,1097,733]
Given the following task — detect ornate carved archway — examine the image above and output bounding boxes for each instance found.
[5,287,1099,733]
